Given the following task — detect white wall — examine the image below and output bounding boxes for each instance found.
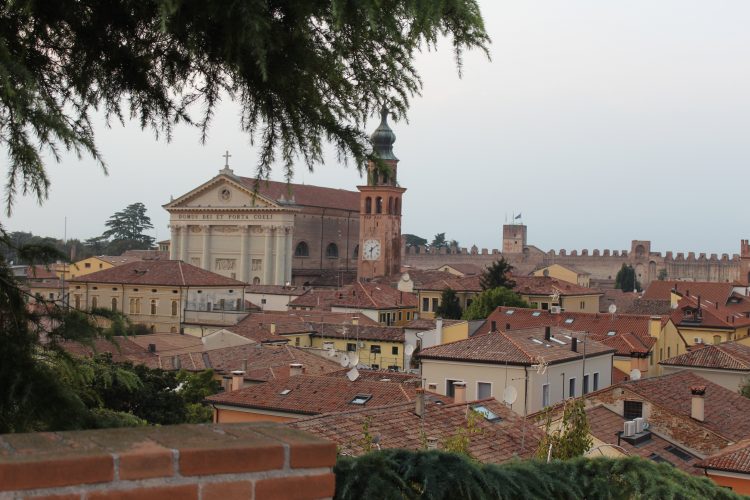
[245,292,293,311]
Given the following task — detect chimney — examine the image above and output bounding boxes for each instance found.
[544,326,551,341]
[415,388,425,417]
[231,370,245,391]
[690,385,706,422]
[505,323,511,331]
[148,343,156,353]
[490,320,497,332]
[436,318,444,344]
[453,381,467,404]
[172,356,181,370]
[290,363,303,377]
[352,316,359,326]
[426,436,439,450]
[270,323,276,334]
[571,337,578,352]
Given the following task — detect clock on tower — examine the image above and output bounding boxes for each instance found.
[357,107,405,281]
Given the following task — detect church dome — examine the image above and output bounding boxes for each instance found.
[370,106,398,161]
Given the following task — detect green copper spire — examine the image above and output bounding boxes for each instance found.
[370,106,398,161]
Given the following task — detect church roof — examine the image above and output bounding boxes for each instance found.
[237,177,360,212]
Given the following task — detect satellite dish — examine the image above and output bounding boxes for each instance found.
[629,368,641,381]
[405,345,415,356]
[346,367,360,381]
[349,353,360,367]
[503,386,518,405]
[608,304,617,314]
[340,354,350,367]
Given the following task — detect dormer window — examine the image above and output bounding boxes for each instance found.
[350,394,372,405]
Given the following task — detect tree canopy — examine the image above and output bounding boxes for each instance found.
[0,0,489,214]
[431,233,448,249]
[435,288,463,320]
[615,264,641,293]
[403,234,428,248]
[462,287,529,320]
[480,258,516,291]
[536,398,593,461]
[101,202,155,250]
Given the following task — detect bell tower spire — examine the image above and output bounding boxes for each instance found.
[357,106,406,281]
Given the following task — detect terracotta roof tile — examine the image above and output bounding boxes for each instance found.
[330,282,417,310]
[68,260,246,287]
[437,263,484,276]
[244,284,308,296]
[404,318,465,330]
[313,323,405,342]
[239,177,359,211]
[416,275,482,293]
[290,397,543,462]
[696,438,750,474]
[660,342,750,371]
[512,275,602,297]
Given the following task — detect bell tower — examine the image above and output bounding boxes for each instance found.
[357,107,405,281]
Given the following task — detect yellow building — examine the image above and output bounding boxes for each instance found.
[415,275,482,320]
[514,276,601,313]
[68,260,247,334]
[58,255,143,280]
[532,264,591,287]
[310,323,405,371]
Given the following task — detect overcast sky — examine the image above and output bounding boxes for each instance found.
[6,1,750,255]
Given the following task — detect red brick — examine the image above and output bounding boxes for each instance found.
[86,484,198,500]
[179,444,284,476]
[24,494,81,500]
[248,427,337,469]
[118,442,173,480]
[0,455,113,491]
[255,474,335,500]
[202,481,253,500]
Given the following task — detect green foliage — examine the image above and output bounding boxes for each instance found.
[360,416,376,453]
[440,409,483,458]
[536,399,593,461]
[480,258,516,291]
[1,231,94,264]
[86,408,148,429]
[462,287,529,320]
[101,202,155,249]
[403,234,428,248]
[435,288,462,320]
[334,450,741,500]
[0,0,489,214]
[431,233,448,249]
[615,264,641,292]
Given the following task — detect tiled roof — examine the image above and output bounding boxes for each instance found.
[288,289,339,310]
[624,299,673,316]
[397,269,456,288]
[323,368,420,383]
[312,323,405,343]
[244,285,308,296]
[417,327,615,366]
[404,318,465,330]
[206,374,418,415]
[621,371,750,442]
[416,275,482,293]
[599,289,638,314]
[475,307,658,357]
[60,337,157,365]
[660,342,750,371]
[437,263,484,276]
[97,255,145,266]
[26,265,59,279]
[696,438,750,474]
[68,260,246,287]
[238,177,360,212]
[670,296,750,330]
[290,397,543,462]
[512,275,602,297]
[228,312,381,343]
[642,280,735,304]
[330,282,417,310]
[612,366,630,384]
[586,406,700,475]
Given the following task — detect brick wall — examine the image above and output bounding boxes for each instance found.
[0,423,336,499]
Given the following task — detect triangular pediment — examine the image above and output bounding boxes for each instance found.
[164,175,281,210]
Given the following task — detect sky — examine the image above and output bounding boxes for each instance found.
[5,1,750,255]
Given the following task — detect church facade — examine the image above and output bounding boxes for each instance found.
[164,163,360,286]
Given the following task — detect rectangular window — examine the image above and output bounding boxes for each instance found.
[477,382,492,399]
[295,337,300,346]
[370,345,381,354]
[84,262,91,268]
[347,343,357,352]
[422,298,430,312]
[593,372,600,391]
[428,383,437,391]
[379,313,386,323]
[542,384,550,407]
[252,259,262,271]
[406,312,411,320]
[541,302,549,310]
[667,346,671,358]
[371,364,379,370]
[431,298,439,312]
[391,346,398,355]
[623,400,643,420]
[569,378,576,398]
[583,374,589,395]
[580,301,585,309]
[446,379,461,398]
[398,311,402,321]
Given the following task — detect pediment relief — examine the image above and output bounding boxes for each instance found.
[165,176,279,210]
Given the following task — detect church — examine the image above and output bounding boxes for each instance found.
[163,108,404,286]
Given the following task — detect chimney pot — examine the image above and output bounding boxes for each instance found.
[172,356,181,370]
[231,370,245,391]
[426,436,439,450]
[505,323,511,331]
[491,321,497,332]
[290,363,303,377]
[148,343,156,353]
[453,381,467,404]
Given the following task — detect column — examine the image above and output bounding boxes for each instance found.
[284,227,293,284]
[274,226,285,285]
[264,227,273,285]
[201,225,211,271]
[239,226,249,282]
[179,225,188,262]
[169,225,178,260]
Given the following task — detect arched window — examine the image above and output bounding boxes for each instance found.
[171,300,178,316]
[170,326,177,333]
[394,198,400,215]
[365,197,372,214]
[295,241,310,257]
[376,197,383,214]
[150,299,157,315]
[111,297,117,312]
[253,276,261,285]
[326,243,339,258]
[388,197,394,214]
[91,296,98,309]
[353,244,359,258]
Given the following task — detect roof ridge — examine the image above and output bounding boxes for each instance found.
[499,330,535,362]
[716,344,750,369]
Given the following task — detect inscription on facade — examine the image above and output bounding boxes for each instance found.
[177,214,273,221]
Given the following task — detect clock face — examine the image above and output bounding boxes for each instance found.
[363,239,381,261]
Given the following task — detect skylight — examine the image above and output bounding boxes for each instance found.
[607,331,616,336]
[564,318,574,324]
[531,311,541,317]
[472,405,501,422]
[505,310,515,315]
[531,339,543,344]
[550,337,565,345]
[280,389,291,395]
[350,394,373,405]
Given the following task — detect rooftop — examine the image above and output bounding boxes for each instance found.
[416,274,483,293]
[696,438,750,474]
[329,281,417,310]
[244,284,309,296]
[68,260,246,287]
[237,177,360,212]
[512,275,602,297]
[660,341,750,371]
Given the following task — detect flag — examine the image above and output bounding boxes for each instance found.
[514,213,522,220]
